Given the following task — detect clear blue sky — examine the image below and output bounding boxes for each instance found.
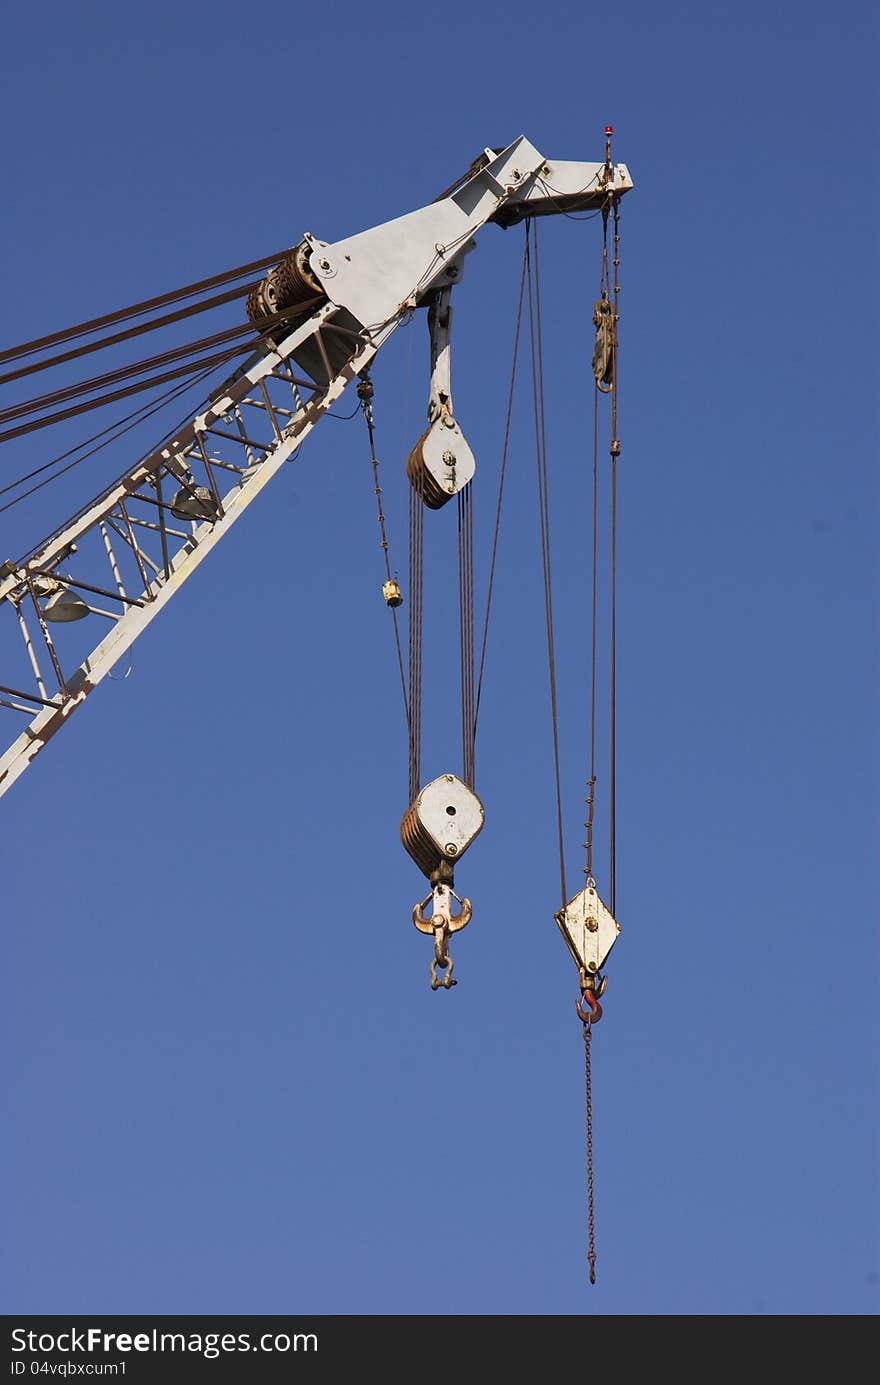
[1,0,876,1316]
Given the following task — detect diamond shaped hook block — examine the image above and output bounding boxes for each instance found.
[555,882,620,978]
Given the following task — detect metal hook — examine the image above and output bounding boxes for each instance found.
[412,883,471,991]
[412,888,472,935]
[576,991,603,1026]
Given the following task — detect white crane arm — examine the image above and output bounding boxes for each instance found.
[0,136,632,800]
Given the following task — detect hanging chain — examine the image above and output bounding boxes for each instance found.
[584,1017,597,1283]
[577,133,624,1289]
[527,209,602,1281]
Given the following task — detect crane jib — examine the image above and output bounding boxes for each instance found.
[0,136,633,804]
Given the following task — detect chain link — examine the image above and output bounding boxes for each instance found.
[584,1017,597,1284]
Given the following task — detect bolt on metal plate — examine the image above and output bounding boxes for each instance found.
[555,882,620,977]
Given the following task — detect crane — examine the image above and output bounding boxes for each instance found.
[0,135,631,802]
[1,131,633,1283]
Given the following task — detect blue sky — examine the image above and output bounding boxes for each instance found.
[0,0,876,1316]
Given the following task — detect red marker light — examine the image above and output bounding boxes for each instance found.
[604,125,614,136]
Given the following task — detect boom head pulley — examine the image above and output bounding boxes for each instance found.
[405,285,476,509]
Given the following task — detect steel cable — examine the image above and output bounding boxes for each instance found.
[0,250,289,366]
[360,383,410,737]
[0,320,266,428]
[0,342,250,445]
[608,195,621,915]
[526,219,567,911]
[408,478,424,805]
[0,359,229,520]
[457,483,475,787]
[473,234,528,745]
[0,281,261,389]
[584,385,599,880]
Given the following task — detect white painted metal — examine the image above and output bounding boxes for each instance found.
[0,135,634,801]
[428,290,452,421]
[0,311,387,798]
[515,159,633,217]
[305,138,632,329]
[412,883,472,936]
[408,285,477,505]
[555,882,621,977]
[304,139,544,330]
[415,417,476,503]
[410,774,484,860]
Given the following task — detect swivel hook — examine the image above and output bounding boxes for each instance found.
[412,883,471,991]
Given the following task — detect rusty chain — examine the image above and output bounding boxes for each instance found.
[583,1014,597,1284]
[576,147,623,1286]
[575,984,603,1284]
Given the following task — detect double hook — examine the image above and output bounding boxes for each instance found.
[412,885,472,991]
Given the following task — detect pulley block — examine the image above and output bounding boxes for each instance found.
[591,293,615,392]
[405,415,476,509]
[555,880,620,982]
[400,773,484,878]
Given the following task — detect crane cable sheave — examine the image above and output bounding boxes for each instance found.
[405,285,476,509]
[0,130,633,1287]
[402,773,484,991]
[246,136,632,377]
[556,880,620,992]
[400,773,485,879]
[243,137,633,991]
[0,136,632,813]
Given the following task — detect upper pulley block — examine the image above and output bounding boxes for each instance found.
[406,417,475,509]
[406,285,476,508]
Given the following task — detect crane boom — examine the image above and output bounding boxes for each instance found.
[0,136,632,800]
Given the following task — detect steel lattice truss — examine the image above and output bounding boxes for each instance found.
[0,301,389,799]
[0,134,633,802]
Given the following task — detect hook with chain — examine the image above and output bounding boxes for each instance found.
[578,964,608,1286]
[576,973,606,1026]
[556,870,619,1290]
